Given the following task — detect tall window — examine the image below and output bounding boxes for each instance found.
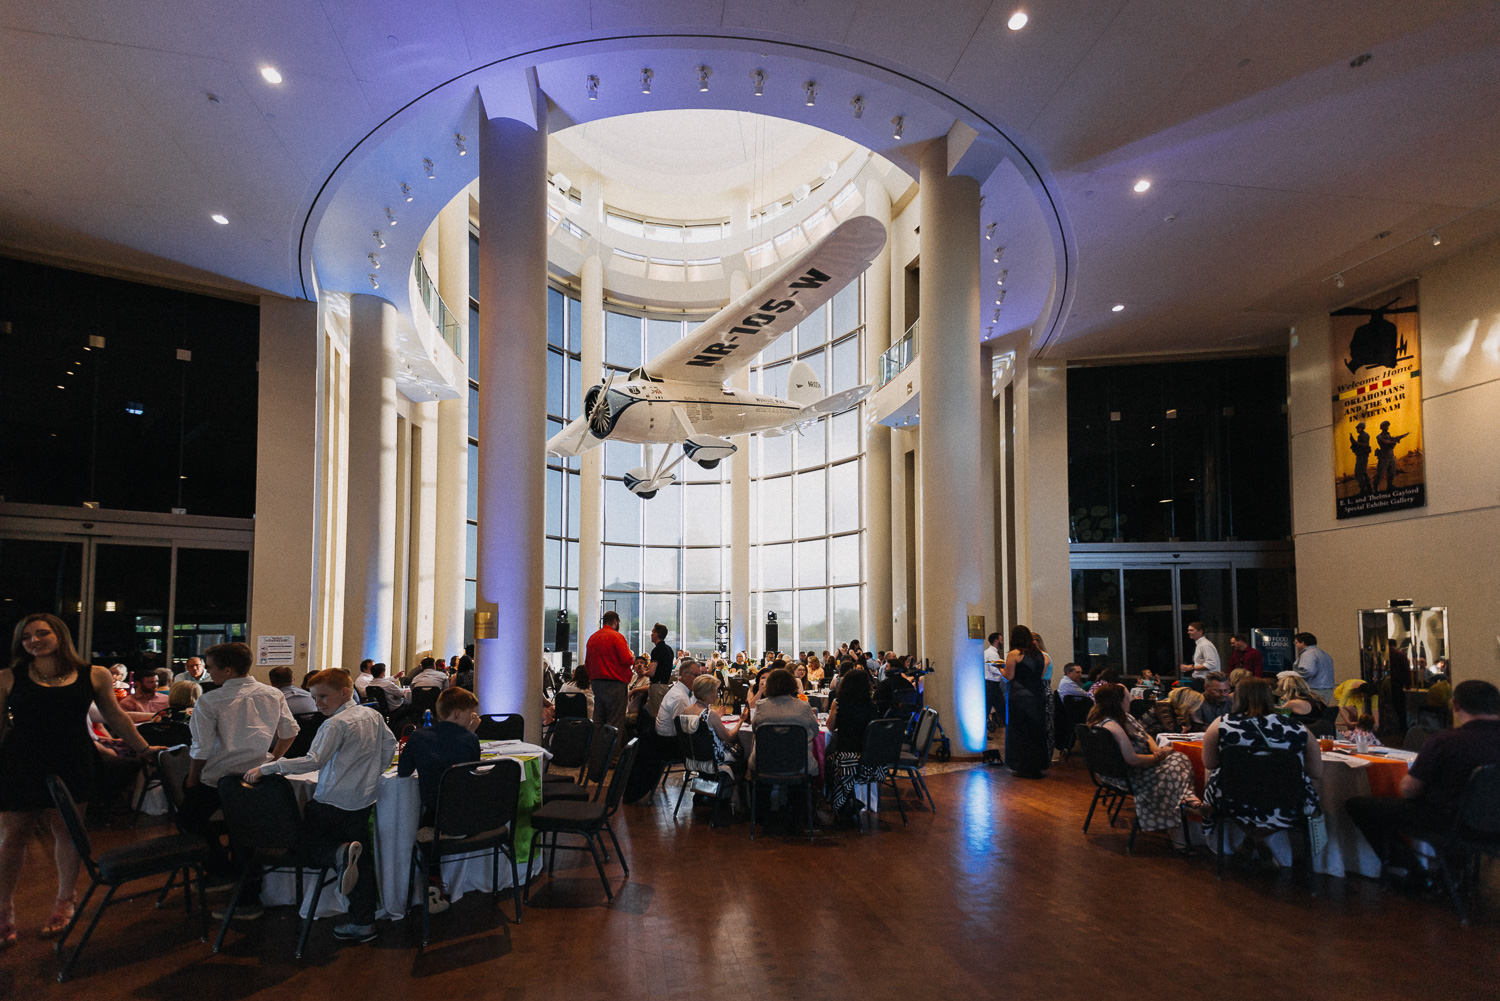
[749,279,864,657]
[600,310,728,655]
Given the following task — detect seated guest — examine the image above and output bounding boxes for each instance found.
[364,662,407,710]
[352,659,375,697]
[1165,686,1204,732]
[1203,677,1322,868]
[748,668,820,776]
[686,675,743,777]
[806,655,825,689]
[1057,662,1092,700]
[453,655,475,691]
[558,665,595,717]
[175,656,210,687]
[822,667,881,822]
[626,656,653,726]
[246,668,397,944]
[161,680,201,724]
[269,666,317,715]
[1190,673,1234,729]
[1349,713,1381,747]
[397,686,482,823]
[1137,669,1161,696]
[1275,673,1326,723]
[1333,678,1379,731]
[1087,668,1120,697]
[409,657,449,690]
[121,668,170,722]
[1227,668,1251,689]
[1087,684,1199,849]
[792,663,810,694]
[873,662,916,709]
[1347,680,1500,889]
[654,659,703,754]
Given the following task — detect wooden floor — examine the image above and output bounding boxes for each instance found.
[4,759,1496,1001]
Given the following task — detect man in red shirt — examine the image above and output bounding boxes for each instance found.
[585,611,635,776]
[1227,634,1263,678]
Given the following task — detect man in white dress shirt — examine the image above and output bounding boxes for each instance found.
[247,668,396,944]
[654,659,704,754]
[408,657,449,690]
[1057,663,1092,701]
[363,662,407,710]
[1180,622,1221,683]
[352,659,375,697]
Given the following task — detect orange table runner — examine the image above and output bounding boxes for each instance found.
[1167,739,1406,798]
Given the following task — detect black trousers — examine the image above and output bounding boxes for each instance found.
[179,780,261,899]
[1346,795,1449,873]
[300,800,377,926]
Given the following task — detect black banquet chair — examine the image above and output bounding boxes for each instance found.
[674,716,737,827]
[476,712,526,741]
[1211,745,1319,891]
[408,758,524,945]
[1075,724,1145,852]
[526,738,640,903]
[554,691,590,720]
[1420,764,1500,924]
[46,775,208,982]
[545,724,618,805]
[857,717,909,827]
[750,724,815,839]
[892,707,940,812]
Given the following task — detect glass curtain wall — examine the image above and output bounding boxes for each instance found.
[749,280,864,658]
[600,311,728,655]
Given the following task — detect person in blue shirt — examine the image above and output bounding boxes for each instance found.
[397,686,482,823]
[1293,631,1336,702]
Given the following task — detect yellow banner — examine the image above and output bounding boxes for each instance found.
[1329,280,1425,519]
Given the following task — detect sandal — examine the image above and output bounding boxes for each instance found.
[39,897,76,939]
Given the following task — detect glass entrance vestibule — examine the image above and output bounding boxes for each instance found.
[1069,543,1295,679]
[0,505,253,678]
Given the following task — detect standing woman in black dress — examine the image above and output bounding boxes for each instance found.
[1001,623,1055,778]
[0,613,162,949]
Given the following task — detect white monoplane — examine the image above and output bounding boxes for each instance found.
[546,215,888,498]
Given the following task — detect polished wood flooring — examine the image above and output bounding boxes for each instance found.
[4,760,1496,1000]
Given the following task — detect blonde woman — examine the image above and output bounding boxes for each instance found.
[806,655,825,689]
[1166,686,1204,732]
[1275,673,1325,724]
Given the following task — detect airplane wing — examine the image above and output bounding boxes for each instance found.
[645,216,887,386]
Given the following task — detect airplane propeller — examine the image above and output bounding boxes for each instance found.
[587,371,616,438]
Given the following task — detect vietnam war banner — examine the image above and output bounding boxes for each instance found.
[1330,280,1425,519]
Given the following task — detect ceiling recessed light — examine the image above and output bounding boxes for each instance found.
[1007,10,1028,30]
[1431,231,1442,246]
[1112,304,1125,312]
[260,66,283,85]
[1133,179,1151,193]
[210,213,230,226]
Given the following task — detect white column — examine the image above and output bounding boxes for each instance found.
[862,180,894,653]
[577,251,604,637]
[917,139,988,754]
[1015,344,1072,675]
[433,195,470,660]
[475,111,547,738]
[342,294,400,670]
[409,403,439,658]
[728,269,752,657]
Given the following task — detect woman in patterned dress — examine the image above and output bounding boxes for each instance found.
[1203,677,1323,866]
[1086,684,1200,849]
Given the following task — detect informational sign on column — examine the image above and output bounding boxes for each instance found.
[256,635,296,666]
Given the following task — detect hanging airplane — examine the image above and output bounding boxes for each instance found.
[546,215,888,498]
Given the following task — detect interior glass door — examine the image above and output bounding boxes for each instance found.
[0,538,85,643]
[1122,568,1177,677]
[89,543,172,678]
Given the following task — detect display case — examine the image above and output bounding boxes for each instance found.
[1357,604,1451,730]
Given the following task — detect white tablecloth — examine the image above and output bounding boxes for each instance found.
[262,739,549,920]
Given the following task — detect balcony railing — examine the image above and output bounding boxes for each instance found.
[877,320,919,387]
[412,251,463,360]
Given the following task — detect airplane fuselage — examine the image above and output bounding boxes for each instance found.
[594,380,802,443]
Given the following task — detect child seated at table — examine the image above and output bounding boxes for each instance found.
[244,668,396,944]
[1350,713,1381,747]
[397,686,483,825]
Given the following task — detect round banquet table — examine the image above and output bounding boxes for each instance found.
[262,739,548,920]
[1156,734,1415,877]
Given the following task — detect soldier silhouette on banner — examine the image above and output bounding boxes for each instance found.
[1374,420,1410,491]
[1349,421,1372,495]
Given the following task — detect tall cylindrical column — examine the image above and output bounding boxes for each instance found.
[577,252,604,638]
[343,294,400,670]
[433,194,470,661]
[862,180,894,654]
[917,141,988,753]
[727,269,752,658]
[476,112,547,737]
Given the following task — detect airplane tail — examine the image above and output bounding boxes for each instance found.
[786,360,824,407]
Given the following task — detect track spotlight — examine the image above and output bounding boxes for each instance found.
[891,115,905,139]
[804,81,817,106]
[401,182,412,202]
[368,274,380,290]
[996,269,1008,285]
[210,213,229,225]
[993,248,1004,263]
[1334,273,1345,289]
[372,230,385,249]
[368,252,380,270]
[985,222,996,240]
[586,74,599,100]
[993,308,1001,322]
[385,207,397,226]
[750,68,764,97]
[1431,231,1441,246]
[851,95,865,119]
[1111,304,1125,312]
[454,132,467,156]
[423,158,435,179]
[697,65,712,92]
[640,67,654,94]
[1133,178,1152,193]
[995,291,1006,305]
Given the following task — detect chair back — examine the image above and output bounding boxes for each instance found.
[409,686,441,716]
[909,707,939,764]
[1319,702,1341,724]
[677,715,718,766]
[1214,745,1307,818]
[45,775,96,875]
[1402,725,1439,753]
[554,691,589,719]
[217,774,304,852]
[1310,719,1336,739]
[367,685,392,714]
[433,759,521,840]
[285,711,325,758]
[1454,765,1500,842]
[138,718,192,748]
[1076,725,1133,783]
[859,718,906,771]
[1062,696,1094,730]
[728,678,750,708]
[476,713,525,740]
[755,724,808,780]
[1131,697,1156,720]
[156,745,193,812]
[545,717,594,771]
[603,739,640,818]
[586,724,620,792]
